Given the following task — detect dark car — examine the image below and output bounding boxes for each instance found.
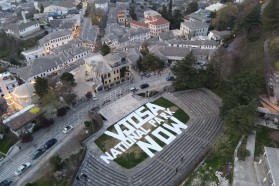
[0,179,12,186]
[140,83,149,89]
[166,76,175,81]
[32,148,45,160]
[143,72,151,78]
[44,138,57,149]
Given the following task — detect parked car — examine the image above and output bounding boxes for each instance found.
[44,138,57,149]
[0,179,12,186]
[14,162,31,176]
[93,95,97,100]
[143,72,151,78]
[32,148,45,160]
[166,76,175,81]
[63,125,73,134]
[140,83,149,89]
[130,87,138,92]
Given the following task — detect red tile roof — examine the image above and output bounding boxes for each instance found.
[148,15,170,26]
[130,20,148,28]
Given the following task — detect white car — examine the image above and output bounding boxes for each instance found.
[93,95,97,100]
[130,87,138,92]
[63,125,73,134]
[15,162,31,176]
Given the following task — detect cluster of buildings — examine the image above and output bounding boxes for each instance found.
[0,0,232,135]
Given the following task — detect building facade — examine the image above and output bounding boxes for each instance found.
[5,21,40,38]
[180,20,209,39]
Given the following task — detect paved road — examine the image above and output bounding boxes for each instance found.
[0,71,170,185]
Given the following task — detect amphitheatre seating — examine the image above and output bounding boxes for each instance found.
[74,154,129,186]
[75,89,223,186]
[173,90,220,116]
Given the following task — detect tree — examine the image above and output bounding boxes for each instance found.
[221,69,265,116]
[85,91,93,99]
[49,155,63,171]
[172,52,208,90]
[100,43,110,56]
[168,0,173,17]
[141,54,164,71]
[212,3,238,30]
[269,37,279,58]
[40,4,44,13]
[0,98,8,117]
[19,132,33,143]
[184,2,198,15]
[60,72,75,86]
[160,4,168,20]
[41,89,65,109]
[57,107,69,117]
[171,10,183,29]
[129,5,137,20]
[240,4,261,29]
[34,77,48,97]
[262,0,279,32]
[224,100,258,134]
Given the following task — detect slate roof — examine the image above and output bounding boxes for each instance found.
[181,20,208,29]
[79,18,98,43]
[39,29,72,44]
[5,21,39,32]
[167,39,218,46]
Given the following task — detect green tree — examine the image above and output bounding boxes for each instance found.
[129,5,137,20]
[262,0,279,32]
[160,4,168,20]
[41,89,65,109]
[269,37,279,58]
[60,72,75,85]
[185,2,198,15]
[224,100,258,134]
[34,77,48,97]
[168,0,173,17]
[100,43,110,56]
[40,4,44,13]
[171,10,183,29]
[171,52,212,90]
[221,69,265,116]
[49,155,63,171]
[141,54,164,71]
[240,4,261,29]
[212,3,238,30]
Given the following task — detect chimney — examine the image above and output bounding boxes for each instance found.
[21,11,27,23]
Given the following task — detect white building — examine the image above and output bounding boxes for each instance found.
[39,29,73,50]
[94,0,109,11]
[0,72,19,96]
[12,83,38,109]
[5,21,40,38]
[208,30,231,41]
[180,20,209,39]
[167,40,219,49]
[205,3,227,12]
[21,47,45,63]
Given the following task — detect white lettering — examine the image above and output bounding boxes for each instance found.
[164,108,175,115]
[146,102,166,116]
[100,152,114,164]
[160,112,171,120]
[148,119,157,127]
[136,136,163,157]
[114,142,126,152]
[134,106,155,127]
[152,126,176,145]
[163,117,188,135]
[104,124,126,141]
[154,117,165,124]
[111,148,122,158]
[118,118,136,137]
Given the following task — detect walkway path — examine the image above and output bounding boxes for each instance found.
[233,132,257,186]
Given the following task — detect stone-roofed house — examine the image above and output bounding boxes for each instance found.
[85,52,131,90]
[149,45,214,63]
[13,55,63,83]
[187,9,212,23]
[4,21,40,38]
[12,83,38,109]
[205,3,227,12]
[3,104,41,136]
[79,18,99,50]
[39,29,73,50]
[180,20,209,39]
[34,0,76,15]
[208,30,231,41]
[167,39,218,49]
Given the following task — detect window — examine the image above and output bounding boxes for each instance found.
[108,73,111,78]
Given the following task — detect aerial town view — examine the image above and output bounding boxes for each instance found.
[0,0,278,185]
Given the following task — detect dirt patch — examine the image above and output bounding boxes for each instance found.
[270,131,279,142]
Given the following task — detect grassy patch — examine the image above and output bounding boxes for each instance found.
[184,132,240,185]
[0,132,18,154]
[30,149,86,186]
[95,97,189,169]
[255,126,279,157]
